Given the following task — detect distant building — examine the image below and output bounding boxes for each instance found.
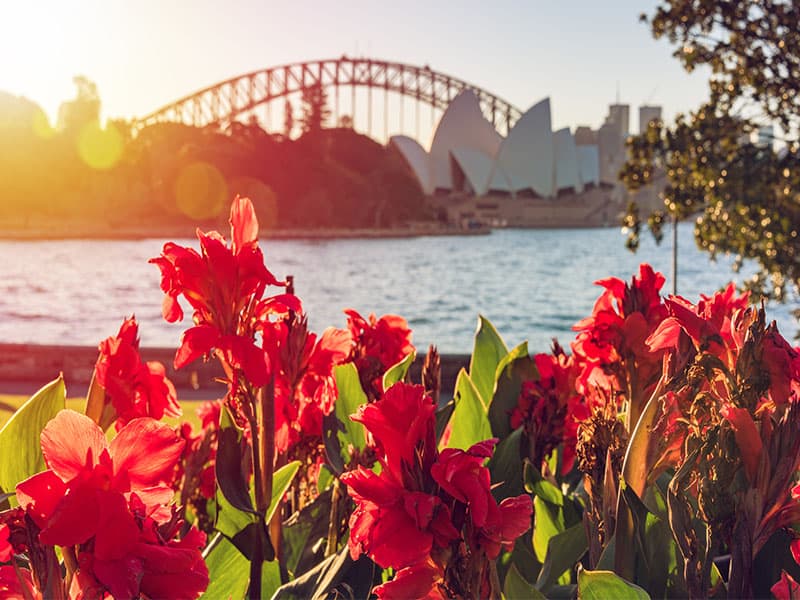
[393,92,594,199]
[638,105,662,134]
[388,93,659,227]
[574,126,597,146]
[606,104,630,138]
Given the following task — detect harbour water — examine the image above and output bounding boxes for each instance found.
[0,223,796,353]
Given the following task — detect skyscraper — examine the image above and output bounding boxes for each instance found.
[606,104,630,138]
[638,105,662,134]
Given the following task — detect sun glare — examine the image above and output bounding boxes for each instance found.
[1,3,87,124]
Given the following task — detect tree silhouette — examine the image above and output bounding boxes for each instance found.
[57,76,101,136]
[299,83,331,134]
[283,99,294,139]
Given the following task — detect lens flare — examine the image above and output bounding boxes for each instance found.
[77,121,123,170]
[174,161,228,220]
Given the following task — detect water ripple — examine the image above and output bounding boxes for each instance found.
[0,225,796,353]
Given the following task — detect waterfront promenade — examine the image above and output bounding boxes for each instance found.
[0,343,469,399]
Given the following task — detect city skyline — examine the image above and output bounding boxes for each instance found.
[2,0,711,141]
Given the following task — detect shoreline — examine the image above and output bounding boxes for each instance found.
[0,223,491,242]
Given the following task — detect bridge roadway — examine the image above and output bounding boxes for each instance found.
[0,343,469,400]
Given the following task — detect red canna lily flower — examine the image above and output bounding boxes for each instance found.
[0,565,39,599]
[150,196,285,387]
[266,315,352,456]
[16,410,184,544]
[372,559,447,600]
[94,317,180,428]
[345,309,414,399]
[342,467,459,569]
[431,441,496,528]
[646,284,749,362]
[342,382,531,598]
[0,525,10,563]
[16,411,207,599]
[510,348,588,473]
[572,264,668,418]
[772,570,800,600]
[351,383,437,487]
[431,441,532,558]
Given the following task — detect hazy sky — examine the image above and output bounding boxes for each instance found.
[2,0,711,141]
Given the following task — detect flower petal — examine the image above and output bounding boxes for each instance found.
[174,325,220,370]
[16,470,67,529]
[40,410,108,481]
[38,483,101,547]
[230,195,259,255]
[111,418,185,491]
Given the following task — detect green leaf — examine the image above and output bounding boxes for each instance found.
[283,489,333,577]
[533,496,565,562]
[489,342,535,439]
[215,460,298,561]
[322,413,346,476]
[435,398,455,443]
[273,544,378,600]
[333,363,368,453]
[202,533,283,600]
[577,570,650,600]
[267,460,300,524]
[622,484,679,597]
[536,523,587,591]
[504,563,545,600]
[488,428,525,500]
[469,315,508,407]
[215,406,256,514]
[446,369,492,450]
[261,559,282,599]
[215,487,256,547]
[0,376,65,501]
[509,531,541,586]
[524,461,564,506]
[317,464,334,494]
[382,351,416,391]
[203,533,250,600]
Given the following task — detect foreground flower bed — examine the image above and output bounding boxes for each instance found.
[0,196,799,599]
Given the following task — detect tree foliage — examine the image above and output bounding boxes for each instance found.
[621,0,800,308]
[299,83,331,134]
[57,75,101,136]
[0,81,431,234]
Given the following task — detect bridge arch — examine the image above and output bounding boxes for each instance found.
[136,57,523,138]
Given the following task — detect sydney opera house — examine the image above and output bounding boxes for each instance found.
[390,90,661,227]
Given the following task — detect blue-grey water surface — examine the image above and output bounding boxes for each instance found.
[0,224,796,353]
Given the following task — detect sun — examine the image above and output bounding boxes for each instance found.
[0,3,87,124]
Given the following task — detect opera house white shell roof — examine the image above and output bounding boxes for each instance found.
[428,90,502,193]
[390,91,598,199]
[553,127,583,194]
[492,98,554,197]
[391,135,434,194]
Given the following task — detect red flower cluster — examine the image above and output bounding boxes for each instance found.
[341,383,531,599]
[638,283,800,596]
[572,263,667,409]
[15,411,208,599]
[93,317,179,429]
[264,316,352,456]
[150,196,295,387]
[510,348,589,473]
[345,309,414,400]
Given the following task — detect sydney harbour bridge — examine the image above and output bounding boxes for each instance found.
[136,57,523,139]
